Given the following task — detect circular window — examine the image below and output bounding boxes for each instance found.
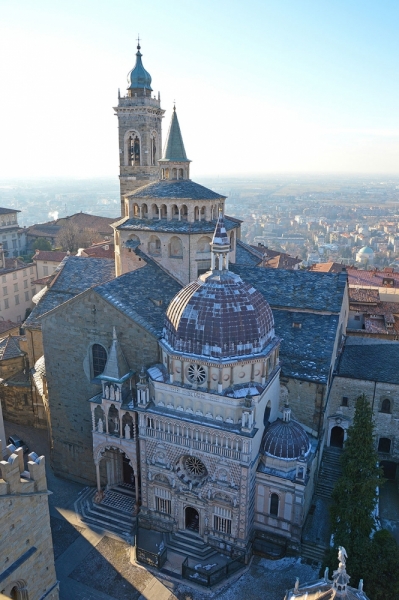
[184,456,207,477]
[187,364,206,384]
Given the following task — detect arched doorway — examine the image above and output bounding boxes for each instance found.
[330,426,345,448]
[123,454,134,485]
[380,460,397,480]
[185,506,199,532]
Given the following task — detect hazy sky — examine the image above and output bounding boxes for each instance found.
[1,0,399,178]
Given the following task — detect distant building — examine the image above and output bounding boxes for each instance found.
[356,246,374,265]
[32,250,68,279]
[76,240,115,259]
[0,207,27,258]
[0,246,36,323]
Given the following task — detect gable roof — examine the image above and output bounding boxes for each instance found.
[0,335,25,360]
[230,265,347,313]
[24,257,115,329]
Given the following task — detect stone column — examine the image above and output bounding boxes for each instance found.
[95,461,101,492]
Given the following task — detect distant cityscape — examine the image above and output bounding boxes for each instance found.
[2,174,399,269]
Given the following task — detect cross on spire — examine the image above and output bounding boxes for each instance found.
[137,34,141,50]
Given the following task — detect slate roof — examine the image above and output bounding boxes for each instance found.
[274,310,338,383]
[1,369,30,387]
[0,336,25,360]
[230,265,347,313]
[235,241,263,266]
[0,207,20,215]
[116,215,239,235]
[337,343,399,385]
[126,179,226,201]
[24,257,115,329]
[95,258,182,337]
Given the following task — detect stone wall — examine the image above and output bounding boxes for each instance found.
[0,448,59,600]
[42,288,159,484]
[327,376,399,467]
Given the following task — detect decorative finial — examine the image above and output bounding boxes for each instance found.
[173,100,176,112]
[137,34,141,50]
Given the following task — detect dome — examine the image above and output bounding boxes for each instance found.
[163,270,274,359]
[261,416,310,460]
[357,246,374,255]
[127,44,152,91]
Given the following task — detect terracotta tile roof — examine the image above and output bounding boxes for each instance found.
[348,267,399,288]
[80,242,115,259]
[249,244,301,270]
[310,262,347,273]
[349,288,380,303]
[33,251,68,262]
[26,213,119,239]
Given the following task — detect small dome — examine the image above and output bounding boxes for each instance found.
[127,44,152,91]
[163,271,274,359]
[261,418,310,460]
[357,246,374,255]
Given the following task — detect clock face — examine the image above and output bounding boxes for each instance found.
[187,363,206,384]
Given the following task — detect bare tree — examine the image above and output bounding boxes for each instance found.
[56,223,101,252]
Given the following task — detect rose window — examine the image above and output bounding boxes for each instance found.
[185,456,206,477]
[187,363,206,384]
[175,455,208,487]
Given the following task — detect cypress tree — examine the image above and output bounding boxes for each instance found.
[328,393,384,584]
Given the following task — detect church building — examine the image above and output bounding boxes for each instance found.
[25,45,349,560]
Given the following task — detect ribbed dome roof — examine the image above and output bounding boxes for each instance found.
[163,270,275,359]
[262,416,310,460]
[127,44,152,91]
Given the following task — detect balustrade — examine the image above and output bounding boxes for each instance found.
[144,426,247,461]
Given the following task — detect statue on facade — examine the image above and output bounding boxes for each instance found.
[115,386,120,402]
[114,418,119,433]
[105,385,109,399]
[125,423,131,439]
[338,546,347,568]
[98,418,103,433]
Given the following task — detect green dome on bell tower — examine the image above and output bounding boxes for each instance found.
[127,43,153,92]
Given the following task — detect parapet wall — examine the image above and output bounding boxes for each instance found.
[0,445,47,495]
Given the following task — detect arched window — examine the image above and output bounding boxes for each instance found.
[171,204,179,220]
[133,203,139,218]
[129,134,140,166]
[181,205,188,221]
[148,235,161,256]
[151,133,157,166]
[264,400,271,425]
[169,236,183,258]
[378,437,391,453]
[172,168,177,179]
[381,398,391,413]
[179,168,184,179]
[141,204,148,219]
[92,344,107,378]
[270,493,279,516]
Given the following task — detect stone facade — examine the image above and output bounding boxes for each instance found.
[327,375,399,476]
[0,446,58,600]
[42,289,159,484]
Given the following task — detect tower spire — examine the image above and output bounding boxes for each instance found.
[127,42,152,93]
[158,106,191,180]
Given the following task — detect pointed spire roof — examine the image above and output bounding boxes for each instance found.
[212,211,230,247]
[127,43,153,92]
[161,106,190,162]
[99,327,134,383]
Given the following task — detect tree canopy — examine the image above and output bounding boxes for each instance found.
[327,393,384,585]
[32,237,52,251]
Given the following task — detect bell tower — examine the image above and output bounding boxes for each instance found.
[114,42,165,217]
